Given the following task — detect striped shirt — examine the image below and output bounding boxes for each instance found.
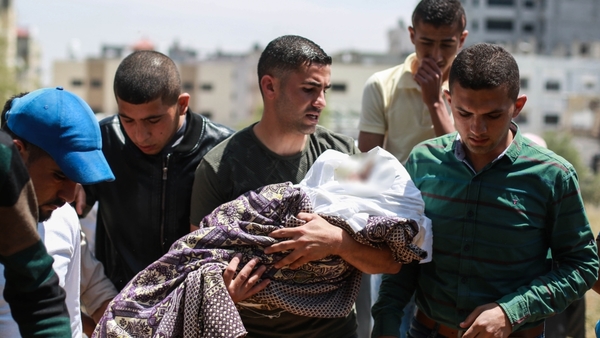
[372,124,598,336]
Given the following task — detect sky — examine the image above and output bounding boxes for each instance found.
[15,0,418,85]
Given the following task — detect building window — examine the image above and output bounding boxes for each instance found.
[331,83,347,92]
[520,77,529,90]
[200,83,213,91]
[90,79,102,88]
[71,79,84,87]
[522,23,534,33]
[473,0,480,6]
[544,114,559,125]
[523,0,535,8]
[472,20,479,32]
[486,19,514,32]
[200,111,213,119]
[545,80,560,91]
[183,82,194,91]
[488,0,515,6]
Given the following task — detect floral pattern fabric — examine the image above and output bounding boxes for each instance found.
[93,182,425,338]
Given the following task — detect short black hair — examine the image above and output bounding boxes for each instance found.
[1,92,49,163]
[114,50,181,106]
[257,35,332,94]
[412,0,466,32]
[449,43,520,101]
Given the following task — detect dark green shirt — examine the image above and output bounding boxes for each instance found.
[191,123,359,338]
[372,124,598,336]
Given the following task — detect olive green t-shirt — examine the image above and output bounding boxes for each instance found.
[190,123,359,338]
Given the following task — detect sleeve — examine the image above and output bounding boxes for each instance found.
[79,229,118,316]
[2,241,72,338]
[496,166,599,330]
[189,159,227,226]
[371,261,420,337]
[358,73,387,135]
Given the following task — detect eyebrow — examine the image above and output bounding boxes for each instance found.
[118,113,164,121]
[456,107,504,115]
[302,80,332,89]
[420,37,457,43]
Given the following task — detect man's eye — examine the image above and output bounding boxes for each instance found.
[148,118,161,124]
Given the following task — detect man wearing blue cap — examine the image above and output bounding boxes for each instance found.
[0,87,115,338]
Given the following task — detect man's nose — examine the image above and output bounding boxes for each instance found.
[59,179,78,204]
[313,90,326,109]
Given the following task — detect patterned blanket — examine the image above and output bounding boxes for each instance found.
[93,182,426,338]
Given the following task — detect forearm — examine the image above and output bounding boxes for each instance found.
[372,262,420,337]
[1,240,71,337]
[337,231,401,274]
[497,238,598,330]
[427,97,454,136]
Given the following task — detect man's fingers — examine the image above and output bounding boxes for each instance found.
[242,279,271,300]
[273,249,303,269]
[461,305,484,329]
[223,254,242,284]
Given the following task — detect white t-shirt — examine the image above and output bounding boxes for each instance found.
[0,204,82,338]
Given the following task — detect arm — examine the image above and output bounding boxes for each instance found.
[372,262,420,338]
[79,229,117,319]
[494,170,598,332]
[189,159,227,228]
[265,213,401,274]
[358,131,384,153]
[358,73,387,150]
[593,238,600,294]
[413,57,454,136]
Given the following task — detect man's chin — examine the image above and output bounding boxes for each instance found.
[38,209,53,222]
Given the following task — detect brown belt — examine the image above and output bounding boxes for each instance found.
[416,310,544,338]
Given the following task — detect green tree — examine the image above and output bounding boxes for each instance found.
[543,131,600,205]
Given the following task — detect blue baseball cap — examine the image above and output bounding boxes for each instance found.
[6,87,115,184]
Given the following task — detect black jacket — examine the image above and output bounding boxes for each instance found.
[85,111,233,290]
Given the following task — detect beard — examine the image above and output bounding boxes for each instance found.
[38,199,66,222]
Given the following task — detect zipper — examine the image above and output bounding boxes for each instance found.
[160,153,171,252]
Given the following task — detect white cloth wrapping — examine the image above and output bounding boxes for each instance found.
[297,147,433,263]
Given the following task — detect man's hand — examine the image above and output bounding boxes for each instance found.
[460,303,512,338]
[265,213,344,269]
[413,57,444,108]
[223,253,270,303]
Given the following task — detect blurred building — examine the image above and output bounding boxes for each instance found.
[0,0,41,95]
[461,0,600,57]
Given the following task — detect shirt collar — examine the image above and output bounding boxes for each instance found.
[451,122,522,170]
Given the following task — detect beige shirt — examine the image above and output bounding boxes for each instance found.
[358,53,451,163]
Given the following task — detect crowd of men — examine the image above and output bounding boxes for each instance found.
[1,0,599,337]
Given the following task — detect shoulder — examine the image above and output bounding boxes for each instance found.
[310,126,357,154]
[365,63,406,87]
[517,139,576,179]
[189,111,234,139]
[202,126,254,167]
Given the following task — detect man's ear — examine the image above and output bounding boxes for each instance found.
[458,30,468,49]
[260,75,278,100]
[409,26,416,45]
[512,95,528,119]
[12,139,28,162]
[444,89,452,105]
[177,93,190,115]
